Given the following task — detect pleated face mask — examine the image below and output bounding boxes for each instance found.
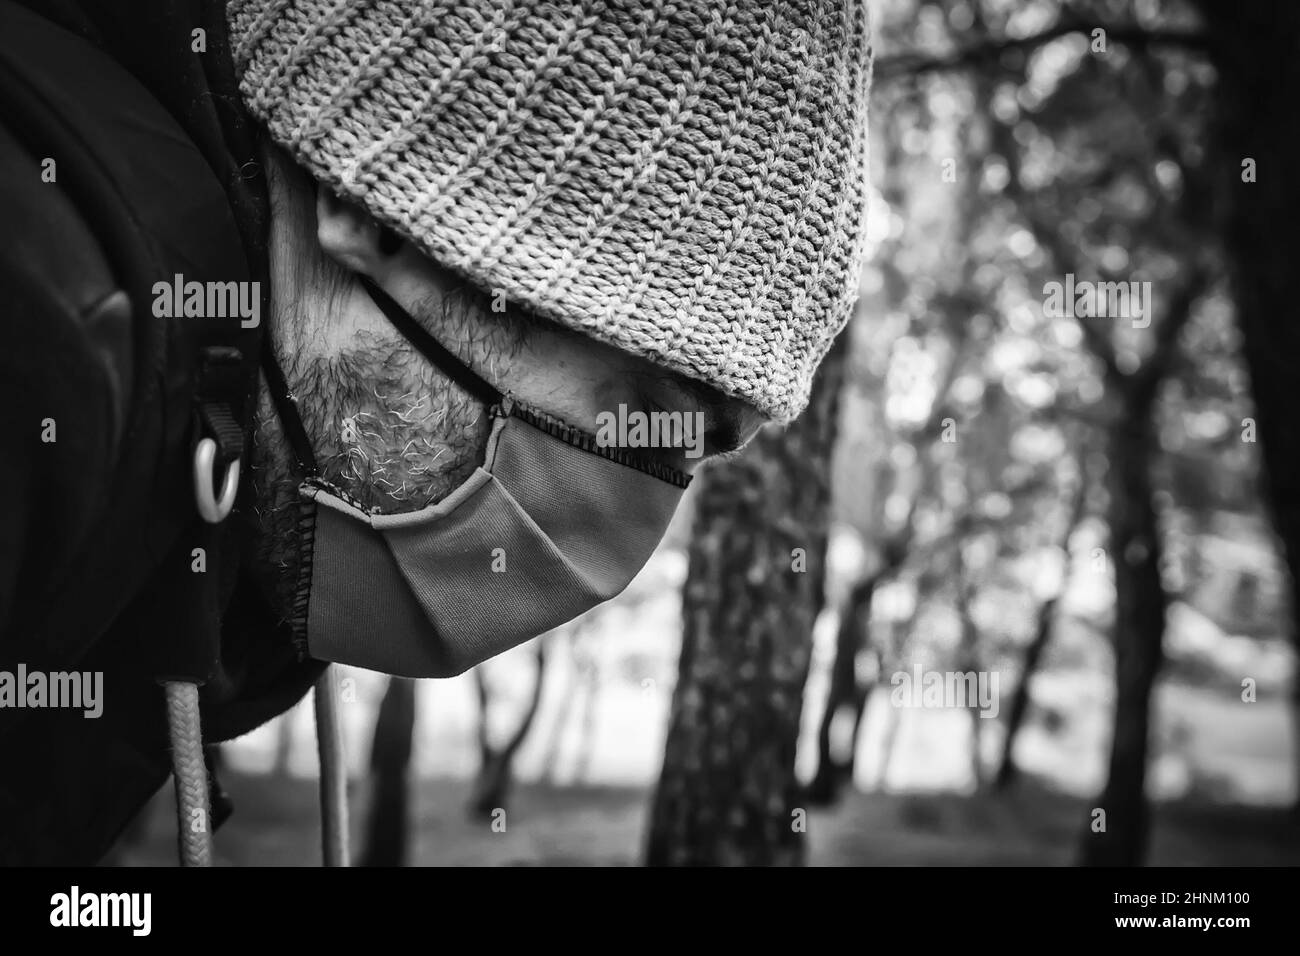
[263,277,691,677]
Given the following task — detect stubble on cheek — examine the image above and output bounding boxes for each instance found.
[302,334,489,511]
[245,331,490,620]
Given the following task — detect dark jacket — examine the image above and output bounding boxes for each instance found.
[0,0,322,864]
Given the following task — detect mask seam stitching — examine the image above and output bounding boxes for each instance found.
[289,493,318,659]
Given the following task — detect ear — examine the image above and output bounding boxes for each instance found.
[315,188,402,275]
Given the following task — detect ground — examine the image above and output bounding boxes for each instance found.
[107,543,1300,866]
[113,771,1298,866]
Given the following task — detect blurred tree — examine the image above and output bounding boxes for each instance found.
[807,357,958,804]
[359,677,415,867]
[996,458,1090,789]
[871,0,1237,864]
[469,643,546,818]
[807,554,894,803]
[981,24,1216,866]
[953,517,987,787]
[538,619,596,783]
[645,332,849,866]
[1194,0,1300,809]
[806,348,961,801]
[808,55,981,803]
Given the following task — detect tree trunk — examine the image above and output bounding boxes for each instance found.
[806,576,877,805]
[995,596,1058,790]
[359,677,416,867]
[469,643,547,818]
[954,578,984,790]
[1196,0,1300,810]
[997,468,1089,790]
[644,333,849,866]
[1079,414,1166,866]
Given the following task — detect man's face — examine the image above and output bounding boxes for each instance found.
[245,152,765,616]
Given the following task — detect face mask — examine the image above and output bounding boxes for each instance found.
[261,277,691,677]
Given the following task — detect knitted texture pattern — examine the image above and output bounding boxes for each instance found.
[227,0,874,421]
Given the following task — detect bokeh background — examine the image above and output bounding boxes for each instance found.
[114,0,1300,866]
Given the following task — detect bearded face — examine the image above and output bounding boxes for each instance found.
[242,146,763,624]
[245,273,529,619]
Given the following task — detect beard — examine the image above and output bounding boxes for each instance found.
[245,143,528,624]
[243,316,494,624]
[277,332,490,512]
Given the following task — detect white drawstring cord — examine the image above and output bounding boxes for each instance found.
[164,671,350,867]
[314,666,350,866]
[164,680,214,867]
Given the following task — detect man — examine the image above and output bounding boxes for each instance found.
[0,0,872,863]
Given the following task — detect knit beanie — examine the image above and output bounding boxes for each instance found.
[227,0,873,422]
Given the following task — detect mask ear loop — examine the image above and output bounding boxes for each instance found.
[262,332,321,479]
[359,277,691,487]
[261,276,509,483]
[357,276,505,410]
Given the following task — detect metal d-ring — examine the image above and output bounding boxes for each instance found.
[193,437,241,524]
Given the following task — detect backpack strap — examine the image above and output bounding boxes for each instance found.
[0,0,264,680]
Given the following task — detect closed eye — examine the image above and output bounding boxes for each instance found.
[652,380,749,458]
[626,388,695,469]
[627,368,764,459]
